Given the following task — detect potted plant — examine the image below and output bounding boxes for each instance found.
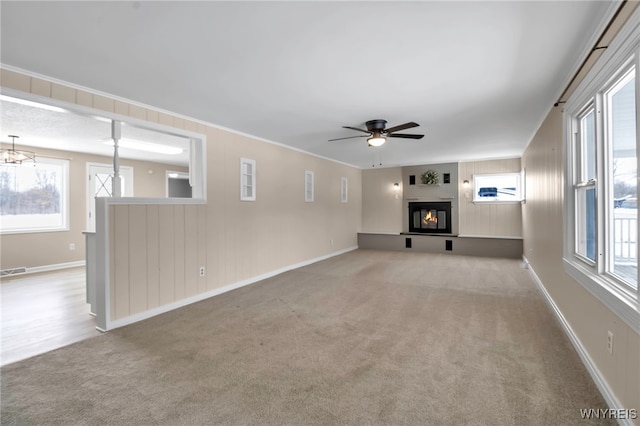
[421,170,439,185]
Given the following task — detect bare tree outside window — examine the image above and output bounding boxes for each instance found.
[0,158,68,233]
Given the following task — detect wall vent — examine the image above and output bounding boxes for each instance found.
[1,267,27,277]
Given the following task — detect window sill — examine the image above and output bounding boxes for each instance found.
[1,227,70,235]
[564,257,640,334]
[472,200,524,205]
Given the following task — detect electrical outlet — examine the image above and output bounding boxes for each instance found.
[607,331,614,355]
[199,266,205,277]
[69,243,75,251]
[330,239,334,246]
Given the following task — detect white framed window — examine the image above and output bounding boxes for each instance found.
[240,158,256,201]
[563,10,640,333]
[574,104,597,263]
[305,171,314,202]
[341,177,348,203]
[0,157,69,234]
[472,172,523,203]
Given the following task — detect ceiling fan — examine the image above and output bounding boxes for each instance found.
[328,119,424,147]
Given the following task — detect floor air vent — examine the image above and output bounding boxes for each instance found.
[1,267,27,277]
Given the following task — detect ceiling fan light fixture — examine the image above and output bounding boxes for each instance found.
[367,136,386,147]
[1,135,36,164]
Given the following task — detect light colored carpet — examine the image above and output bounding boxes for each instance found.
[1,250,613,425]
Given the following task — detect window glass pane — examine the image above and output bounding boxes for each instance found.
[305,171,313,202]
[341,177,348,203]
[576,187,596,262]
[581,109,596,180]
[93,173,127,198]
[240,158,255,201]
[473,173,521,202]
[0,158,68,232]
[608,70,637,287]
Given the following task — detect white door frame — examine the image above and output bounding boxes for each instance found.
[165,170,190,197]
[86,162,134,232]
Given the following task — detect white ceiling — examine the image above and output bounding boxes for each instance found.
[0,98,192,166]
[0,1,614,169]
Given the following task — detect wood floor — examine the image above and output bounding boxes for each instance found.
[1,267,101,366]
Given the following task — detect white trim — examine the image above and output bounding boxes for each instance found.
[240,157,256,201]
[305,170,314,202]
[27,260,85,274]
[564,259,640,334]
[523,256,634,426]
[562,6,640,335]
[165,170,190,198]
[94,196,206,206]
[94,197,110,332]
[341,177,348,203]
[105,246,359,331]
[0,86,208,203]
[1,64,359,171]
[552,1,625,105]
[0,86,205,143]
[0,156,70,234]
[471,200,522,205]
[565,14,640,116]
[0,66,535,171]
[457,234,523,240]
[86,162,134,232]
[472,171,523,203]
[522,0,625,156]
[0,260,86,278]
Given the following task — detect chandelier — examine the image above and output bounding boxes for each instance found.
[1,135,36,164]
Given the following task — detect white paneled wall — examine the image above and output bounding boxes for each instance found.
[458,158,523,238]
[109,204,208,320]
[1,68,362,327]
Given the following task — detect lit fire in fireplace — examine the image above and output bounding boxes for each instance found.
[409,202,451,234]
[422,210,437,225]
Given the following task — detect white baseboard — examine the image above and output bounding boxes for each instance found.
[107,246,359,330]
[522,256,633,426]
[1,260,85,278]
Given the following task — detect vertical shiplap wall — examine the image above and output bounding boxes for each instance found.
[458,158,522,238]
[523,107,640,415]
[1,68,362,325]
[109,204,207,319]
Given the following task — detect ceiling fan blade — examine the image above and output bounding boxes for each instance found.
[328,135,369,142]
[388,133,424,139]
[342,126,371,134]
[385,122,419,134]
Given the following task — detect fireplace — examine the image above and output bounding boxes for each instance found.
[408,202,452,234]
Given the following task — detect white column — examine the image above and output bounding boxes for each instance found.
[111,120,122,197]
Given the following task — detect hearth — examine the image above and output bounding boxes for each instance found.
[408,201,452,234]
